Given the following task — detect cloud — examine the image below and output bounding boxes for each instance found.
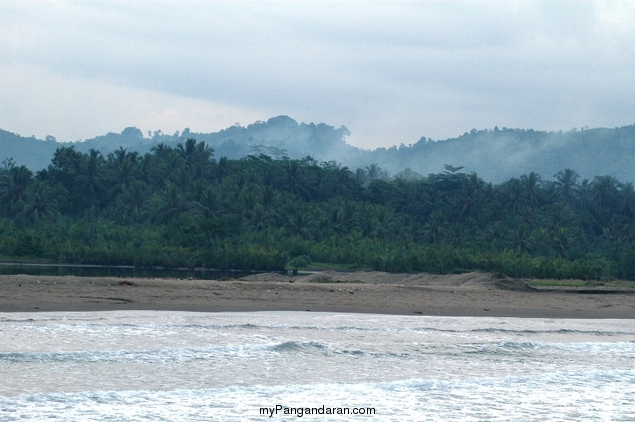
[1,0,634,148]
[0,63,265,142]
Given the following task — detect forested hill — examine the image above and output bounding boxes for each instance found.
[0,116,358,172]
[2,118,635,183]
[366,125,635,183]
[1,139,635,280]
[0,130,60,170]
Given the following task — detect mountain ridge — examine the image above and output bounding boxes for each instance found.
[2,117,635,183]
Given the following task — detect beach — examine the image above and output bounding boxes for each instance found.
[1,271,634,318]
[2,275,635,420]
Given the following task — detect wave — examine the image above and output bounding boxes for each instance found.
[0,339,422,365]
[187,323,635,337]
[269,340,328,352]
[459,340,635,356]
[468,327,635,336]
[2,369,634,421]
[0,341,332,364]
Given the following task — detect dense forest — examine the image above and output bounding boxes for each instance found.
[1,138,635,280]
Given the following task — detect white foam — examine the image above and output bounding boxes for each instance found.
[1,311,634,420]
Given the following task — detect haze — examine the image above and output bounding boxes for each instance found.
[1,0,634,149]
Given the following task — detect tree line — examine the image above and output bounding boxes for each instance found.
[1,139,635,280]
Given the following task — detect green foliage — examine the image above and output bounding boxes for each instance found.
[287,255,312,275]
[1,139,635,280]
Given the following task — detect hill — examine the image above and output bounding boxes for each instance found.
[1,118,635,183]
[365,125,635,183]
[0,130,60,170]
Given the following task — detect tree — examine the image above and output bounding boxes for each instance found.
[108,147,140,197]
[590,175,619,215]
[520,171,542,206]
[443,164,464,174]
[176,138,214,174]
[498,178,526,213]
[619,182,635,217]
[0,164,33,216]
[282,160,314,200]
[285,207,315,239]
[554,168,580,204]
[287,255,311,275]
[20,181,60,222]
[117,180,149,223]
[79,149,106,208]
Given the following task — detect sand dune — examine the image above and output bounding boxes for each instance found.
[246,271,537,291]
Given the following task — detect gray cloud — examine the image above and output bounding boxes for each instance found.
[0,0,634,148]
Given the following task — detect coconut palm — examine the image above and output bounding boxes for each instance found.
[0,165,33,216]
[20,181,60,222]
[554,168,580,204]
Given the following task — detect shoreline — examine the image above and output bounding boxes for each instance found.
[1,273,634,319]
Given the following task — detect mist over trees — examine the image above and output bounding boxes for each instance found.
[367,125,635,183]
[2,117,635,279]
[2,139,635,280]
[2,118,635,184]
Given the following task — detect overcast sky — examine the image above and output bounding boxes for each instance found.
[1,1,634,149]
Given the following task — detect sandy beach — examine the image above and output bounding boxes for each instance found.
[1,271,634,318]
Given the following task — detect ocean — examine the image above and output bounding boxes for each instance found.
[1,311,634,421]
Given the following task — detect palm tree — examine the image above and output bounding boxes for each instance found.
[553,226,572,258]
[498,178,526,213]
[520,171,542,206]
[194,185,218,218]
[248,204,275,232]
[554,168,580,204]
[423,210,447,245]
[285,206,315,239]
[590,175,620,215]
[323,206,346,235]
[153,182,189,222]
[455,173,485,222]
[216,156,230,180]
[79,149,106,208]
[357,205,378,238]
[176,138,214,177]
[0,165,33,216]
[20,181,60,222]
[334,163,355,195]
[366,163,382,180]
[283,160,313,200]
[108,148,140,198]
[117,180,149,223]
[619,182,635,217]
[355,168,368,185]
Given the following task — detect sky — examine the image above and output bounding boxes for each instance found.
[1,0,634,150]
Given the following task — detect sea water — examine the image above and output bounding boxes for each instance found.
[0,311,634,421]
